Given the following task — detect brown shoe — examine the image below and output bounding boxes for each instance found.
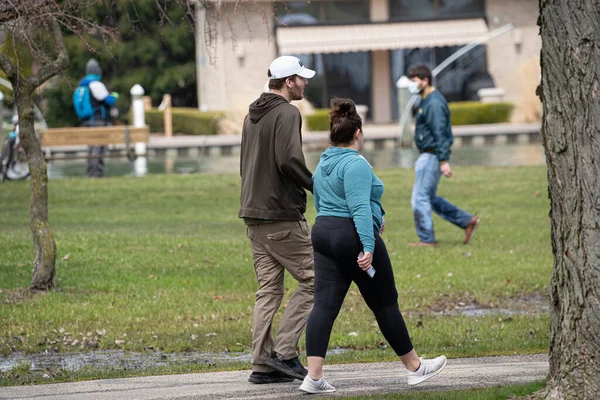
[408,241,437,248]
[463,216,480,244]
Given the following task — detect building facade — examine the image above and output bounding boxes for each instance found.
[196,0,541,124]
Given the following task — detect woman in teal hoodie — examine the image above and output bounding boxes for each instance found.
[299,99,447,394]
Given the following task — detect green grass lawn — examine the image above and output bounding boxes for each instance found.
[0,166,551,381]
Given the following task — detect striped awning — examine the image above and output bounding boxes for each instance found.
[276,18,489,54]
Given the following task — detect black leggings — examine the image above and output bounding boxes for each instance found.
[306,216,413,358]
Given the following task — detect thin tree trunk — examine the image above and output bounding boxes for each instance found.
[14,86,56,292]
[538,0,600,399]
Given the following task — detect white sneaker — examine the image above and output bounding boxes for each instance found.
[407,356,447,386]
[299,375,336,394]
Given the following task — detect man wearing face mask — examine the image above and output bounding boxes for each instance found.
[406,65,480,247]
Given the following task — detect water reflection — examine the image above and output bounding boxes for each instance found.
[46,144,545,180]
[0,350,252,373]
[0,348,350,373]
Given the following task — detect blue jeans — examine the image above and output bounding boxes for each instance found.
[411,153,472,243]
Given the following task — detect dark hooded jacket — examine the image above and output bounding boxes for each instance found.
[239,92,313,222]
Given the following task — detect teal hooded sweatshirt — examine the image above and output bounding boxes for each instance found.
[313,147,385,253]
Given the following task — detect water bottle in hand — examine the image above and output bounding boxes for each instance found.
[357,251,376,278]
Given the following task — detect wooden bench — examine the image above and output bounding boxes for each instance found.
[40,125,149,161]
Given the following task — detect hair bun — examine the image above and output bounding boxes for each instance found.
[330,98,357,119]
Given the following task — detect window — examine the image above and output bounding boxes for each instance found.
[293,52,372,117]
[389,0,485,21]
[274,1,370,26]
[390,44,488,118]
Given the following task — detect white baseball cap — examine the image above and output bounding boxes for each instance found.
[269,56,315,80]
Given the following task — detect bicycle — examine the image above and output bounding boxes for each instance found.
[0,122,30,183]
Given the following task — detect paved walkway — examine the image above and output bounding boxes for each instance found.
[0,354,548,400]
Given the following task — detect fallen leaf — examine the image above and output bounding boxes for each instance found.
[115,339,125,345]
[177,244,183,249]
[347,332,358,336]
[213,295,223,300]
[148,274,154,279]
[534,190,541,197]
[62,254,71,261]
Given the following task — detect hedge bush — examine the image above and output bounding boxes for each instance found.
[449,102,514,126]
[145,108,225,135]
[305,102,514,130]
[306,109,330,131]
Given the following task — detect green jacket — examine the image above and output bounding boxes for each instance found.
[414,89,453,162]
[239,93,313,222]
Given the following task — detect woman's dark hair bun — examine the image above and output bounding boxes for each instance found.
[330,98,357,120]
[328,97,362,146]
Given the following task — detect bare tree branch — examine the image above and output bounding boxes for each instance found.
[0,0,52,24]
[0,52,16,79]
[25,16,68,91]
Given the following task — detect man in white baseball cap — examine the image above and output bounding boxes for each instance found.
[268,55,316,80]
[239,56,316,384]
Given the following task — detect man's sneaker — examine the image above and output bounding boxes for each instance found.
[266,356,306,380]
[248,371,295,384]
[283,356,308,378]
[463,216,480,244]
[299,375,336,394]
[407,356,447,386]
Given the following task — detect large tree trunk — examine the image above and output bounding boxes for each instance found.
[538,1,600,399]
[14,86,56,291]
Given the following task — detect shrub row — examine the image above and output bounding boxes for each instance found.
[306,102,514,131]
[449,102,514,126]
[145,108,225,136]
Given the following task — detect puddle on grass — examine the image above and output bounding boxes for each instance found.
[0,350,251,373]
[454,305,549,317]
[0,299,549,374]
[0,348,349,374]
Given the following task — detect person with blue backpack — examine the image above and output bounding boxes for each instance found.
[73,58,119,177]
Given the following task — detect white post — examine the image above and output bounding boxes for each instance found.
[130,84,146,128]
[130,84,147,176]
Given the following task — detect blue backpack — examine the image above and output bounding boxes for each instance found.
[73,85,95,119]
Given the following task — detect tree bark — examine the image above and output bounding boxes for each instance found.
[14,85,57,291]
[538,1,600,399]
[0,15,68,292]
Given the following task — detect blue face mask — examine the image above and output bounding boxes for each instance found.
[407,80,421,95]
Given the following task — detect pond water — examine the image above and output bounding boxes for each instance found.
[46,144,546,179]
